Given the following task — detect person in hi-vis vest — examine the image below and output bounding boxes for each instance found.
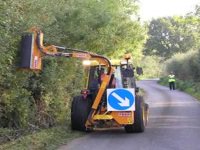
[168,72,176,90]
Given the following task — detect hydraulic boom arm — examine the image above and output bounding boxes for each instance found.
[20,27,114,128]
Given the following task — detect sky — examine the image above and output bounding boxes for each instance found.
[138,0,200,21]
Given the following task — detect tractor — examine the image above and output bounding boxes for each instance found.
[71,59,149,133]
[19,28,149,133]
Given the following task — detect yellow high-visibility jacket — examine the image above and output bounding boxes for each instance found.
[168,74,175,82]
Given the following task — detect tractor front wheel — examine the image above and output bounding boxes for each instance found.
[71,96,91,131]
[124,95,145,133]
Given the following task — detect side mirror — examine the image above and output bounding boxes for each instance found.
[135,87,139,93]
[136,67,143,75]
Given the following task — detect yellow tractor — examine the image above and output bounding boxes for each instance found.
[19,28,149,133]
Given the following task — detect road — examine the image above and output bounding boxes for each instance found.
[58,80,200,150]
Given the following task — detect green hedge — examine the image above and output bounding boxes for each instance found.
[164,50,200,82]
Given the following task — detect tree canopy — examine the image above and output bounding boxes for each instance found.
[144,12,200,58]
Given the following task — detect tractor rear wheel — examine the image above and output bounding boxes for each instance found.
[71,96,91,131]
[124,95,145,133]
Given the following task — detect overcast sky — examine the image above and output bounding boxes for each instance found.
[138,0,200,21]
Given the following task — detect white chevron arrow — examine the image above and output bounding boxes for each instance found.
[111,92,130,107]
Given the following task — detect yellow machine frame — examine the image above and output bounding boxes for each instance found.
[20,28,136,130]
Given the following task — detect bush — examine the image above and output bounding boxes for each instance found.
[164,50,200,82]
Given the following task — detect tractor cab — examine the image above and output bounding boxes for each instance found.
[83,59,137,92]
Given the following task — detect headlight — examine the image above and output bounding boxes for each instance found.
[82,60,91,66]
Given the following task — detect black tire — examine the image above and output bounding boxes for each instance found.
[144,103,149,126]
[71,96,91,131]
[125,95,145,133]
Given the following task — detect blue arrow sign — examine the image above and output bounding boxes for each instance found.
[107,88,135,111]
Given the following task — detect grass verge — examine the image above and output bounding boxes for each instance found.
[159,77,200,100]
[0,126,84,150]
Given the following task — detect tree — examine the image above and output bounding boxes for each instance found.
[162,5,200,82]
[55,0,146,60]
[144,16,200,59]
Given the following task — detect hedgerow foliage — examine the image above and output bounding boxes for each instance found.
[165,50,200,82]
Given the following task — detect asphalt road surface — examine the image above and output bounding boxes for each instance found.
[58,80,200,150]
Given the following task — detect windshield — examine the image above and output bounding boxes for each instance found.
[114,66,123,88]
